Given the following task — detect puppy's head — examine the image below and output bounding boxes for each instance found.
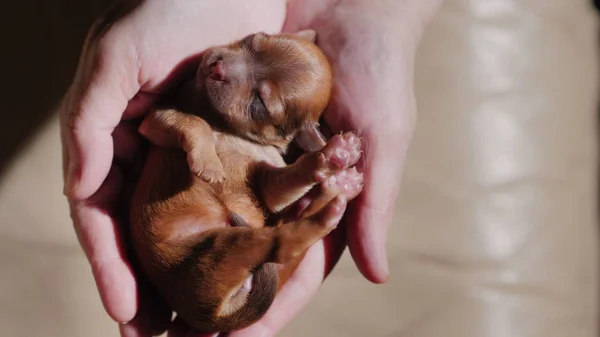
[196,30,332,149]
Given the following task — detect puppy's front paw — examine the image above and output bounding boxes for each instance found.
[313,132,362,182]
[188,152,226,183]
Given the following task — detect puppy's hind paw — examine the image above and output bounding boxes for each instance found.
[312,196,348,232]
[313,132,362,182]
[323,167,364,201]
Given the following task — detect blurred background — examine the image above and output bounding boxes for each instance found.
[0,0,599,336]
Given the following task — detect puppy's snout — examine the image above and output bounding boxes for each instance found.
[209,61,226,81]
[202,49,248,83]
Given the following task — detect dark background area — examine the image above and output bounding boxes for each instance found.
[0,0,111,174]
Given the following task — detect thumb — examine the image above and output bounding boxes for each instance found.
[345,127,410,284]
[61,20,140,200]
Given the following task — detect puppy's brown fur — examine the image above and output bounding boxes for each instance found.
[129,31,364,332]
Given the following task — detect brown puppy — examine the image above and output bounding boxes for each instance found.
[129,30,364,333]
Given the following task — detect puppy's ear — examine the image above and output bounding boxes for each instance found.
[294,29,317,43]
[295,123,326,152]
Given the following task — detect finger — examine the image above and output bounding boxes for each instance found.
[167,317,190,337]
[70,164,138,323]
[62,29,140,201]
[345,128,406,283]
[167,316,220,337]
[120,282,173,337]
[120,308,171,336]
[227,227,347,337]
[123,92,160,120]
[113,120,144,166]
[112,120,148,203]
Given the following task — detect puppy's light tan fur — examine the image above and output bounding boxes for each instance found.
[129,31,364,332]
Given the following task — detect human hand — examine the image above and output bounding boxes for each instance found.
[61,0,443,335]
[223,1,445,336]
[59,1,286,336]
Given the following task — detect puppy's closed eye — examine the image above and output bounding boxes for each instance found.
[249,94,269,121]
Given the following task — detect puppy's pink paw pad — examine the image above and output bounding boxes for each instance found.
[325,167,364,201]
[312,132,362,182]
[322,132,362,169]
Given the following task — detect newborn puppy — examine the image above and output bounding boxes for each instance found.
[129,30,364,332]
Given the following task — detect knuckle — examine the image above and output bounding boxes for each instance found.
[64,103,87,133]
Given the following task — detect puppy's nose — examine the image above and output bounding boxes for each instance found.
[210,61,226,81]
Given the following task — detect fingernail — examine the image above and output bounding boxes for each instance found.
[119,322,137,337]
[378,242,390,283]
[381,258,390,281]
[63,161,80,196]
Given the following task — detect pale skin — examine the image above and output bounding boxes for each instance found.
[59,0,446,336]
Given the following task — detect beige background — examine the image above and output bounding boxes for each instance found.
[0,0,598,336]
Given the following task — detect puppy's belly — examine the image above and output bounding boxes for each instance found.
[130,145,282,331]
[131,146,264,255]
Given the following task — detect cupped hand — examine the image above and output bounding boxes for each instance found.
[59,0,286,336]
[224,1,444,336]
[60,0,441,336]
[283,0,437,287]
